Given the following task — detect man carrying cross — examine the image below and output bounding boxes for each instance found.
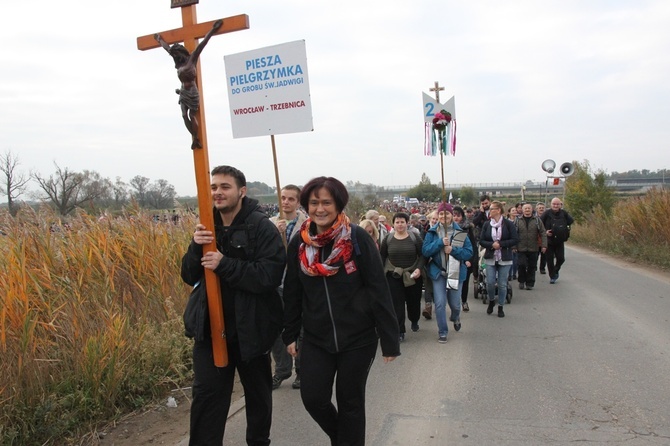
[154,19,222,149]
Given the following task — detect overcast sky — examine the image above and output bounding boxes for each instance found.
[2,0,669,201]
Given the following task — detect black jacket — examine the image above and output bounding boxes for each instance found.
[282,224,400,357]
[479,218,519,262]
[181,197,286,361]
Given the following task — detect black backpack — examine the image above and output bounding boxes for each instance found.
[549,212,570,242]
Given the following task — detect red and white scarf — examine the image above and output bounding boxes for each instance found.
[298,213,353,277]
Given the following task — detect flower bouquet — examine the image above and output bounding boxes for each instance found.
[432,110,452,131]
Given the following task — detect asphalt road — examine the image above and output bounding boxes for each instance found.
[213,245,670,445]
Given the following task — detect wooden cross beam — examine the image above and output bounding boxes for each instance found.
[430,81,444,103]
[137,5,250,368]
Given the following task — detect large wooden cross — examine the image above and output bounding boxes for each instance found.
[137,3,250,367]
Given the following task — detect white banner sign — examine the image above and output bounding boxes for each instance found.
[224,40,313,138]
[422,92,456,123]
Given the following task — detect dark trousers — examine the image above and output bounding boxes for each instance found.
[517,251,539,286]
[461,266,473,303]
[300,339,377,446]
[546,242,566,279]
[386,275,423,333]
[271,335,295,378]
[189,339,272,446]
[538,248,546,271]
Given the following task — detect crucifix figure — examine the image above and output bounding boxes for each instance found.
[155,19,222,149]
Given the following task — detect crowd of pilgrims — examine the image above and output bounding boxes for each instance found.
[354,195,559,344]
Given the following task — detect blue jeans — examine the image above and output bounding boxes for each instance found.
[486,263,512,306]
[431,275,462,337]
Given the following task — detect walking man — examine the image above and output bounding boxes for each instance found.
[181,165,285,445]
[270,185,307,390]
[515,203,547,290]
[540,197,574,284]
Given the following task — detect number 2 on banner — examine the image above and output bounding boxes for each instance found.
[424,102,435,118]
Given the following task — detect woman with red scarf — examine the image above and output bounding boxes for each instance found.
[282,176,399,446]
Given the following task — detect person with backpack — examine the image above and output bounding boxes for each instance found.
[181,165,286,445]
[541,197,575,284]
[514,203,547,290]
[282,176,399,446]
[380,212,425,341]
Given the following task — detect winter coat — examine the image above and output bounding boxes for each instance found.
[282,224,400,357]
[479,218,519,262]
[422,222,473,283]
[181,197,286,361]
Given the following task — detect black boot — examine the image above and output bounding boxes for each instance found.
[487,300,495,315]
[498,305,505,318]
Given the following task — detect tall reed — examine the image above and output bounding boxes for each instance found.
[0,206,197,444]
[570,188,670,268]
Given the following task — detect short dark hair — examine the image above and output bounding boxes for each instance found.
[480,194,491,202]
[282,184,301,196]
[392,212,409,223]
[300,177,349,213]
[453,206,465,218]
[211,165,246,188]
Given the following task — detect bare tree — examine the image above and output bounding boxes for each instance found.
[112,177,129,209]
[130,175,150,207]
[0,150,30,216]
[32,163,106,215]
[146,179,177,209]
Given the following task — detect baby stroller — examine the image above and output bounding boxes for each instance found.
[473,247,512,304]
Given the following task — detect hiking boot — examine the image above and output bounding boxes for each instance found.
[462,302,469,312]
[272,374,290,390]
[422,304,432,320]
[487,300,495,315]
[498,305,505,318]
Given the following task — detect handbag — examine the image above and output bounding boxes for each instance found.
[183,280,208,341]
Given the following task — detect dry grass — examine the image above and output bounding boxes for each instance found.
[570,188,670,269]
[0,206,197,445]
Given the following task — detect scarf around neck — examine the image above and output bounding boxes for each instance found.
[298,213,353,277]
[490,217,503,262]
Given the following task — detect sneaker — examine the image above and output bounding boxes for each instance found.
[292,375,301,389]
[422,304,432,320]
[411,322,419,332]
[550,278,556,284]
[399,333,405,342]
[519,283,525,290]
[272,374,290,390]
[498,305,505,318]
[487,300,495,315]
[462,302,469,312]
[454,320,461,332]
[555,272,560,280]
[540,269,546,275]
[526,286,533,290]
[438,336,448,344]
